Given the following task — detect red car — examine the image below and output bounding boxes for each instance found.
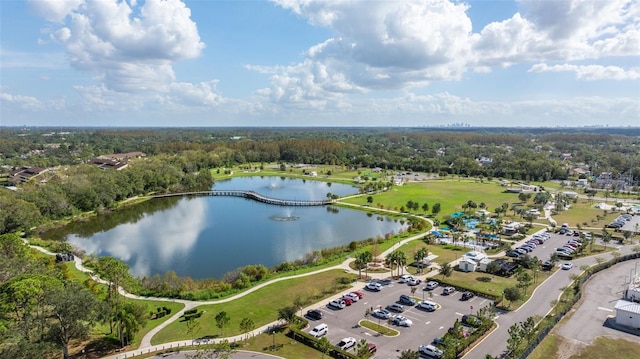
[352,290,365,299]
[341,296,353,306]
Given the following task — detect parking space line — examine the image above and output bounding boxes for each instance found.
[597,306,613,312]
[425,321,431,325]
[455,312,464,316]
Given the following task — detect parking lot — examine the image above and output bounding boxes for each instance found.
[304,279,493,358]
[509,229,609,266]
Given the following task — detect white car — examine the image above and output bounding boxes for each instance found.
[343,292,359,302]
[399,274,414,283]
[561,262,573,270]
[328,299,346,309]
[372,309,391,319]
[419,344,444,358]
[407,277,422,286]
[424,281,439,290]
[417,300,438,311]
[366,282,382,291]
[391,315,413,327]
[336,337,356,350]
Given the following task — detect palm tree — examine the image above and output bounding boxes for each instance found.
[355,255,367,279]
[414,248,428,270]
[385,251,398,278]
[440,262,453,279]
[395,251,407,276]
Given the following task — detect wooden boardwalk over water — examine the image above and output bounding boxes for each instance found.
[152,190,332,206]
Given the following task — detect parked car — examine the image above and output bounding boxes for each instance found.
[309,323,328,337]
[407,277,422,286]
[561,262,574,270]
[417,300,438,311]
[432,337,445,346]
[399,294,417,306]
[386,303,405,313]
[341,296,353,306]
[399,274,414,283]
[424,281,440,290]
[541,261,554,270]
[367,343,377,354]
[306,309,323,320]
[461,291,475,300]
[352,290,365,299]
[366,282,382,291]
[343,292,359,302]
[391,315,413,327]
[336,337,356,351]
[442,286,455,295]
[506,250,521,258]
[371,309,391,319]
[419,344,444,358]
[328,299,346,309]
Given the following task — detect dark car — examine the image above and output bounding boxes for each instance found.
[541,260,554,270]
[306,309,323,320]
[399,294,416,306]
[461,291,474,300]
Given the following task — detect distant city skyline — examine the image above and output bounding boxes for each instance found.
[1,0,639,127]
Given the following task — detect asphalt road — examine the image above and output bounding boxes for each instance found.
[466,234,635,358]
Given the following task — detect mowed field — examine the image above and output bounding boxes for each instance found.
[342,179,524,217]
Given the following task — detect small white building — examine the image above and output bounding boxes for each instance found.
[477,258,493,272]
[503,222,522,235]
[458,258,478,272]
[458,251,488,272]
[614,300,640,329]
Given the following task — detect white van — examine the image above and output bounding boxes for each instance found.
[309,323,328,337]
[417,300,438,311]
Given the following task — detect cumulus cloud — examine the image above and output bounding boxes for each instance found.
[269,0,474,94]
[30,0,204,92]
[529,63,640,80]
[265,0,639,104]
[0,92,43,110]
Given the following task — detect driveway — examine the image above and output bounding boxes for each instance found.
[556,259,640,344]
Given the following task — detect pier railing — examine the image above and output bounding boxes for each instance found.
[152,190,332,206]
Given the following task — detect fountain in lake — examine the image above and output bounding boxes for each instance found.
[270,207,299,221]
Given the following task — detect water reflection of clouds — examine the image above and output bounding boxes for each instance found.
[68,198,207,277]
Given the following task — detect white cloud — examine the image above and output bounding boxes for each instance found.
[31,0,204,92]
[0,92,43,110]
[266,0,640,104]
[529,63,640,80]
[269,0,474,97]
[27,0,83,23]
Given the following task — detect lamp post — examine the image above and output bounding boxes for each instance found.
[271,328,276,351]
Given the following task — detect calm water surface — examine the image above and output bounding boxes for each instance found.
[55,177,406,279]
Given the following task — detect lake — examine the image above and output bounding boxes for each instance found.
[50,176,407,279]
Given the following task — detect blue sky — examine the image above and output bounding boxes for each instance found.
[1,0,638,127]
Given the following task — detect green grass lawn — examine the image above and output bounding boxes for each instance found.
[435,267,553,309]
[341,180,522,220]
[151,270,356,345]
[359,320,399,336]
[240,330,325,359]
[551,198,625,229]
